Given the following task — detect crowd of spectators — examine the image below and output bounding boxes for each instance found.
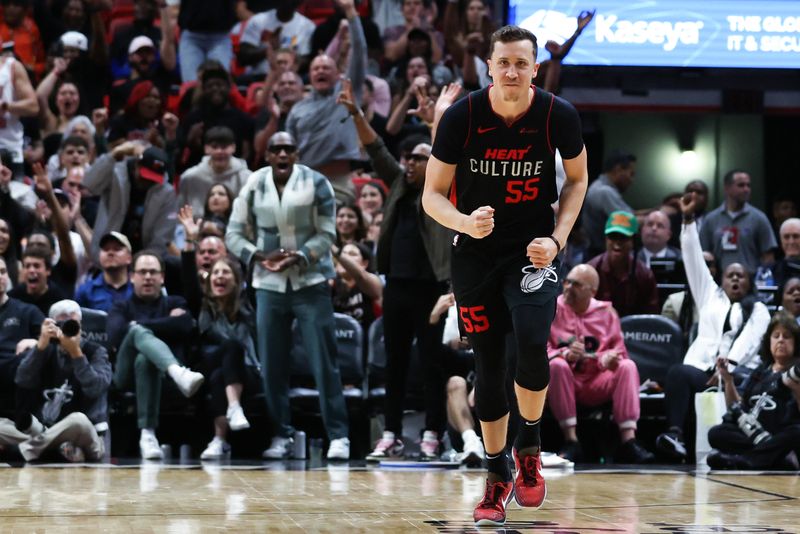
[0,0,795,469]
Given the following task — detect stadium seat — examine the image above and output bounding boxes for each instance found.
[80,307,111,354]
[620,314,684,387]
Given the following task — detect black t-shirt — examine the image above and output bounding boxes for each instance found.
[9,283,67,317]
[332,277,375,331]
[432,86,583,253]
[0,297,43,360]
[178,0,237,33]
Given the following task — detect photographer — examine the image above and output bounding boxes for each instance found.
[11,300,111,462]
[706,310,800,470]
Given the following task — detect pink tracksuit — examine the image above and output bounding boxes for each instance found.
[546,295,640,430]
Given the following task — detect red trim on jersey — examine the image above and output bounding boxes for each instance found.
[546,93,555,154]
[486,84,536,128]
[463,92,473,149]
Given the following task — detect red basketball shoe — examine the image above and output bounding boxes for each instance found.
[512,448,547,508]
[473,479,514,526]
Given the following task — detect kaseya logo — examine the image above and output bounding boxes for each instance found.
[518,10,577,46]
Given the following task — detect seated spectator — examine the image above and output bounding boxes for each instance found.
[173,206,229,308]
[237,0,315,77]
[109,0,166,82]
[47,134,90,183]
[9,244,66,315]
[57,29,110,114]
[662,251,718,346]
[253,67,304,164]
[773,218,800,287]
[771,194,797,242]
[335,203,367,248]
[83,143,177,260]
[331,242,382,332]
[442,0,496,89]
[75,232,133,312]
[0,217,19,287]
[637,210,681,267]
[12,300,110,462]
[287,0,366,203]
[178,126,250,217]
[0,256,43,408]
[203,183,235,225]
[778,277,800,321]
[656,193,770,461]
[192,257,260,460]
[357,179,386,223]
[587,211,659,317]
[108,250,205,460]
[0,152,35,254]
[109,11,177,115]
[707,310,800,470]
[107,81,168,148]
[0,0,46,80]
[178,64,255,170]
[547,264,654,464]
[386,57,436,140]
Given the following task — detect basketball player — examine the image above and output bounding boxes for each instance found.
[422,26,588,526]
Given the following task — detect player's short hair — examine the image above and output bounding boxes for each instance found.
[489,25,538,60]
[602,149,636,172]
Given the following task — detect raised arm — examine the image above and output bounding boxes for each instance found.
[159,3,177,72]
[9,60,39,117]
[35,58,68,134]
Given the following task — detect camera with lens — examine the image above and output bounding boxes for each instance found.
[727,401,771,445]
[783,363,800,386]
[50,319,81,345]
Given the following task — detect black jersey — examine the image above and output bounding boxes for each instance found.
[432,85,583,252]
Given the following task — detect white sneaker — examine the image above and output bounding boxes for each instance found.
[420,430,439,460]
[461,434,485,467]
[173,367,205,397]
[201,438,231,461]
[262,436,293,459]
[139,434,164,460]
[226,404,250,431]
[327,437,350,461]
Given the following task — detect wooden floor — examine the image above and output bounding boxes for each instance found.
[0,462,798,532]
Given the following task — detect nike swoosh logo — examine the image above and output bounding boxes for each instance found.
[520,128,539,134]
[477,126,497,134]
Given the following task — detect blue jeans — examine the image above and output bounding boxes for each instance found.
[256,283,349,440]
[178,30,233,82]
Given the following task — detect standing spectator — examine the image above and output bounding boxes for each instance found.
[237,0,315,77]
[35,60,81,159]
[0,256,43,409]
[337,80,451,461]
[383,0,443,65]
[656,193,770,461]
[684,180,709,231]
[0,42,39,177]
[286,0,366,204]
[587,211,659,317]
[0,0,45,80]
[547,264,654,463]
[13,300,110,462]
[226,131,351,461]
[178,126,250,217]
[0,152,35,250]
[773,218,800,287]
[176,0,238,82]
[581,150,638,258]
[109,22,177,116]
[636,210,681,267]
[178,65,255,170]
[772,194,797,242]
[108,250,205,460]
[74,232,133,312]
[109,0,165,81]
[699,169,777,274]
[107,81,168,148]
[83,143,178,260]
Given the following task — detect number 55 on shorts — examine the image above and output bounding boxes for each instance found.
[459,305,490,333]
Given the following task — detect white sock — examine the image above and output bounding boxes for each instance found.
[141,428,156,441]
[462,429,478,443]
[212,435,225,444]
[167,364,183,381]
[228,401,241,410]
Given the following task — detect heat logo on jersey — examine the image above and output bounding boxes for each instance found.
[520,264,558,293]
[469,146,544,178]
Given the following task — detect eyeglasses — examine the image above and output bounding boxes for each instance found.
[134,269,161,277]
[268,145,297,154]
[563,278,586,289]
[408,154,429,162]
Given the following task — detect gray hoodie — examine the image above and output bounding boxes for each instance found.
[177,156,251,217]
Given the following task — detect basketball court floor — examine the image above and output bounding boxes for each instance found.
[1,459,797,532]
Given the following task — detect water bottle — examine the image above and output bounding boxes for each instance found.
[293,431,306,459]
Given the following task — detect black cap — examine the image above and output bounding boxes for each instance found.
[139,146,168,184]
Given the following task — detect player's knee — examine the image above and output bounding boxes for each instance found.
[515,343,550,391]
